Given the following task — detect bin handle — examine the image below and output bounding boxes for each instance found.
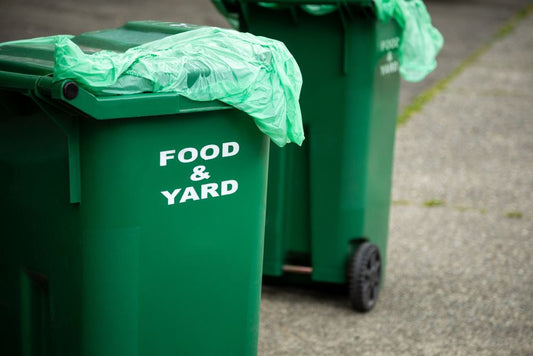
[31,79,82,204]
[0,71,82,203]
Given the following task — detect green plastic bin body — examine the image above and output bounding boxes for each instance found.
[226,2,401,284]
[0,22,269,356]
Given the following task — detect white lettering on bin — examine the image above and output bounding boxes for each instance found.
[161,189,181,205]
[379,37,400,77]
[160,142,240,166]
[180,186,200,203]
[380,60,399,76]
[160,150,176,166]
[222,142,239,157]
[201,183,219,199]
[221,180,238,196]
[200,144,220,160]
[158,141,242,206]
[380,37,400,52]
[161,180,238,205]
[178,147,198,163]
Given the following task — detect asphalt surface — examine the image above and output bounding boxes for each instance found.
[1,1,532,355]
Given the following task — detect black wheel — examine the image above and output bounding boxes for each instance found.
[348,242,382,312]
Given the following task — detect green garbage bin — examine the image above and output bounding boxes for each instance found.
[213,0,402,311]
[0,21,295,356]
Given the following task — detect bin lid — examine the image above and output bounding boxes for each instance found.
[0,21,304,147]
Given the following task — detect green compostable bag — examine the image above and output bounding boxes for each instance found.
[4,27,304,147]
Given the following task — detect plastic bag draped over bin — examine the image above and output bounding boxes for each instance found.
[3,27,304,147]
[219,0,443,82]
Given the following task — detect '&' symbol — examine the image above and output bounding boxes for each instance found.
[190,165,210,181]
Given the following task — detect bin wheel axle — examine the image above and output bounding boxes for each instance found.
[348,242,381,312]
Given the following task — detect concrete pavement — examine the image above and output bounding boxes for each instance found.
[398,0,533,111]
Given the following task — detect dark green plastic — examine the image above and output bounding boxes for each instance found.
[225,3,400,284]
[0,21,270,356]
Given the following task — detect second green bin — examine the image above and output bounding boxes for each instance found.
[214,0,402,311]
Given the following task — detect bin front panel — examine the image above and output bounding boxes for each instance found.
[77,109,269,356]
[0,94,269,356]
